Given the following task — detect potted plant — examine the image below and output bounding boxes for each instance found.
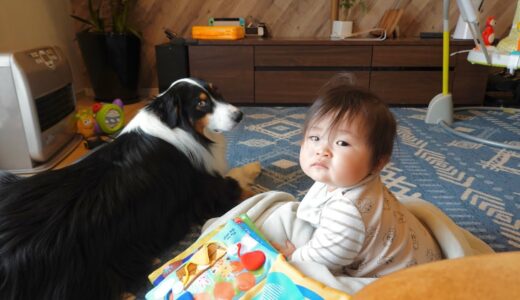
[332,0,367,39]
[71,0,141,103]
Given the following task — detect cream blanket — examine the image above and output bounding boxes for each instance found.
[201,191,494,294]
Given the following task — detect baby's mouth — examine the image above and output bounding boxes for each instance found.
[311,162,328,168]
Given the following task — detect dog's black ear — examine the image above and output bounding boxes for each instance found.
[170,94,182,128]
[165,93,182,128]
[0,170,19,186]
[147,92,182,128]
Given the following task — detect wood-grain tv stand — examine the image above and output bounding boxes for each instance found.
[188,37,489,105]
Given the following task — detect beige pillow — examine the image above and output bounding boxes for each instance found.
[353,252,520,300]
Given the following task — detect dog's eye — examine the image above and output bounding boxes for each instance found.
[197,100,207,108]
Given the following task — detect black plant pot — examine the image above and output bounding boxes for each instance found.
[76,31,141,104]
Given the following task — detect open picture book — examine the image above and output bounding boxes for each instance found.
[146,214,351,300]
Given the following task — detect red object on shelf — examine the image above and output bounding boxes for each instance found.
[482,16,496,46]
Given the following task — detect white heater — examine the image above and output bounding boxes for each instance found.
[0,46,81,174]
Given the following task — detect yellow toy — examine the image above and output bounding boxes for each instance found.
[75,108,97,139]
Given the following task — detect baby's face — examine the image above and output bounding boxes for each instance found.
[300,113,373,190]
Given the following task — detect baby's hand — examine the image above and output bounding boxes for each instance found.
[271,240,296,258]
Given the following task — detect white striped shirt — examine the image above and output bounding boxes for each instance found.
[293,174,442,277]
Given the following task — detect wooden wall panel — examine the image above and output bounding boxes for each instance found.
[70,0,516,90]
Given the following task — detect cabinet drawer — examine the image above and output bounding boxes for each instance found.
[189,46,254,103]
[372,46,454,67]
[255,46,372,67]
[451,50,488,105]
[370,71,453,105]
[255,71,370,103]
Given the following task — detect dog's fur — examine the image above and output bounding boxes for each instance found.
[0,78,245,299]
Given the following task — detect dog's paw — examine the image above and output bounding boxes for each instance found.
[239,187,257,202]
[226,161,261,189]
[121,292,136,300]
[242,161,262,179]
[227,161,262,201]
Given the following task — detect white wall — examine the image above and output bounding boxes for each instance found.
[0,0,86,91]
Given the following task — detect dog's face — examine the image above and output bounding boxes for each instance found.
[150,78,243,136]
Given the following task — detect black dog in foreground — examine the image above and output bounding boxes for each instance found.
[0,78,244,299]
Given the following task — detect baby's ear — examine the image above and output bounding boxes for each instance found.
[373,156,390,173]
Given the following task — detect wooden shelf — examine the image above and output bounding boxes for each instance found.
[255,45,372,67]
[188,38,489,105]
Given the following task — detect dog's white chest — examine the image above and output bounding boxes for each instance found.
[205,129,228,176]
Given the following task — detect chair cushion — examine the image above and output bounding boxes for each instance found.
[353,252,520,300]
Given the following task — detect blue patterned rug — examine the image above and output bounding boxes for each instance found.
[224,107,520,253]
[137,106,519,298]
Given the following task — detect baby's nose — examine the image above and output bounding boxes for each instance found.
[316,147,331,157]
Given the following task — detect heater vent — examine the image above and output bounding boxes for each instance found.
[35,84,75,131]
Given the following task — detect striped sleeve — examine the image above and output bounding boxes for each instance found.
[291,197,365,270]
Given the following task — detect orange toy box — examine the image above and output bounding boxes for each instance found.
[192,26,245,40]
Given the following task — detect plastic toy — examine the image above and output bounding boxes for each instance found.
[92,99,125,135]
[74,99,125,150]
[516,22,520,52]
[482,16,496,46]
[467,0,520,75]
[75,108,97,139]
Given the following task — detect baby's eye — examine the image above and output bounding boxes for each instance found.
[308,136,319,142]
[336,140,350,147]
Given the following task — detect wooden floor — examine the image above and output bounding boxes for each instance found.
[55,95,148,169]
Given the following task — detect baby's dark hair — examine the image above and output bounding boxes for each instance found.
[303,74,397,170]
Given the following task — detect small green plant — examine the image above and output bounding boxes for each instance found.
[70,0,105,32]
[71,0,141,38]
[109,0,141,37]
[339,0,367,21]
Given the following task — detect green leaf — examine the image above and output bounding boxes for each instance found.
[71,0,140,34]
[71,0,105,32]
[70,15,94,27]
[128,27,142,39]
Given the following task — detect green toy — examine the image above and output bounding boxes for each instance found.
[92,99,125,135]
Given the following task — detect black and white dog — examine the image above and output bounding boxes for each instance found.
[0,78,246,299]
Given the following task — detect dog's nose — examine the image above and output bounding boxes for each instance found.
[232,111,243,123]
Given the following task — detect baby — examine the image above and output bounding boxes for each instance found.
[274,76,442,277]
